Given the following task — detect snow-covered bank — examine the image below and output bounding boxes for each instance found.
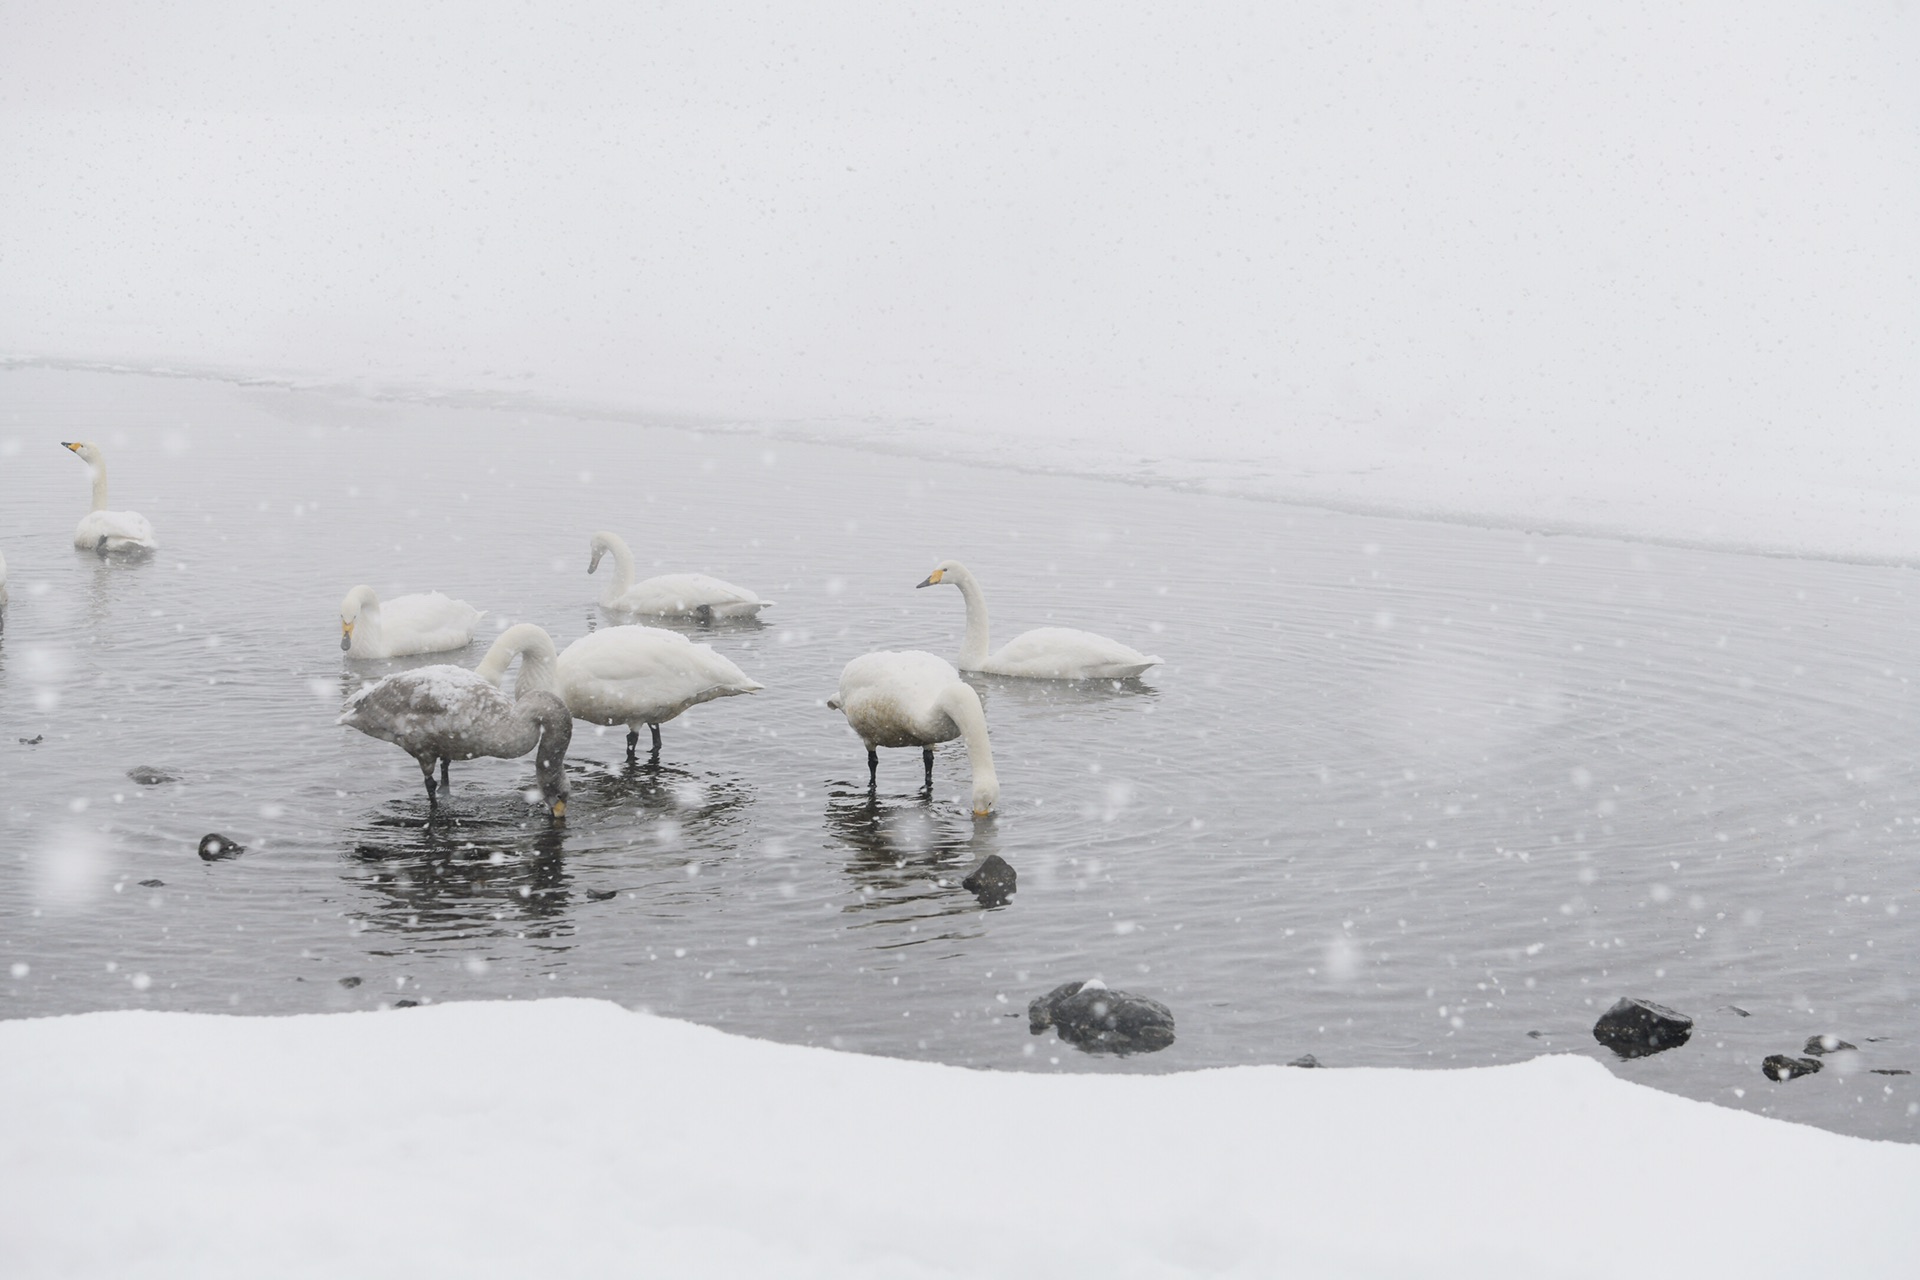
[6,4,1920,561]
[2,999,1915,1278]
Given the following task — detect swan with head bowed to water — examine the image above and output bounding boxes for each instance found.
[339,585,483,659]
[828,650,999,817]
[917,559,1161,680]
[477,621,763,761]
[61,442,159,554]
[588,531,772,621]
[337,665,571,819]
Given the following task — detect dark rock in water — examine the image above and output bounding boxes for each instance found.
[1804,1035,1857,1056]
[126,766,178,785]
[586,889,618,902]
[197,833,246,861]
[1723,1005,1751,1018]
[1028,979,1175,1056]
[1288,1054,1324,1069]
[1526,1030,1547,1039]
[1592,997,1693,1058]
[338,976,362,989]
[137,878,164,888]
[1870,1069,1912,1076]
[392,999,420,1009]
[1763,1054,1822,1082]
[961,853,1017,905]
[18,735,42,745]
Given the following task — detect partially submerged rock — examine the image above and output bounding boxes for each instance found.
[126,766,178,786]
[1288,1054,1324,1069]
[1803,1035,1857,1056]
[1763,1054,1822,1082]
[197,833,246,862]
[1592,997,1693,1058]
[961,854,1017,905]
[1028,979,1174,1056]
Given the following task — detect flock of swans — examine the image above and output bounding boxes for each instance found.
[25,442,1163,829]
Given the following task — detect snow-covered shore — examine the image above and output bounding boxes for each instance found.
[4,998,1916,1279]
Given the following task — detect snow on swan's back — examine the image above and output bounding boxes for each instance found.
[61,441,158,554]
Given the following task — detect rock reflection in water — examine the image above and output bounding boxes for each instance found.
[824,786,1000,945]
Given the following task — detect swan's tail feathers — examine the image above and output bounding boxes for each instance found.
[826,694,841,710]
[735,679,766,694]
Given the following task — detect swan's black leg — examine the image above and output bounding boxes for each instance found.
[867,746,879,789]
[922,746,934,790]
[626,728,640,761]
[439,757,450,789]
[649,723,662,755]
[419,757,438,809]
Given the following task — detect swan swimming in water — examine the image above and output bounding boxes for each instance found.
[61,442,159,554]
[588,531,772,620]
[337,665,571,818]
[340,585,483,659]
[828,650,999,817]
[917,560,1161,680]
[477,621,763,761]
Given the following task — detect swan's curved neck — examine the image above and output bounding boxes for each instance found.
[947,566,992,667]
[87,460,109,513]
[476,624,560,696]
[590,532,636,605]
[938,681,997,809]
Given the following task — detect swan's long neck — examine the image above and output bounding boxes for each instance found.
[88,461,109,513]
[948,566,993,668]
[590,532,636,605]
[938,681,999,815]
[476,623,561,697]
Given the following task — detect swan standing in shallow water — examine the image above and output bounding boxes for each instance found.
[61,442,158,554]
[828,650,999,817]
[477,621,763,761]
[337,666,571,818]
[340,585,483,659]
[917,560,1162,680]
[589,531,772,620]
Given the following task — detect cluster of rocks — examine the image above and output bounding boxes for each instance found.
[1592,997,1907,1083]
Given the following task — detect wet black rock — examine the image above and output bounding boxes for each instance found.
[1870,1069,1912,1076]
[18,735,42,745]
[1592,997,1693,1058]
[1028,980,1175,1056]
[126,766,178,785]
[961,853,1017,905]
[137,878,164,888]
[1763,1054,1822,1082]
[339,976,362,989]
[197,833,246,861]
[393,999,420,1009]
[1723,1005,1751,1018]
[586,889,618,902]
[1803,1035,1857,1056]
[1288,1054,1324,1068]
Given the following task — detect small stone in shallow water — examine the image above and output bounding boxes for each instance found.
[137,879,164,888]
[1804,1035,1857,1056]
[1762,1055,1822,1082]
[1723,1005,1751,1018]
[18,735,42,745]
[1028,979,1175,1056]
[1592,997,1693,1058]
[338,976,362,989]
[392,999,419,1009]
[961,853,1017,905]
[586,889,618,902]
[1870,1069,1912,1076]
[1288,1054,1324,1068]
[197,833,246,861]
[126,766,178,785]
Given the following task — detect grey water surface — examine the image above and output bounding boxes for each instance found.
[2,366,1915,1141]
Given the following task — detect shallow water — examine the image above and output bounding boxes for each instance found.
[2,366,1916,1141]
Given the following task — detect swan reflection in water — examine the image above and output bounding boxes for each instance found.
[824,784,1006,938]
[345,803,576,942]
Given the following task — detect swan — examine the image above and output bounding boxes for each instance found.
[477,621,763,761]
[917,560,1161,680]
[337,665,571,817]
[588,531,771,620]
[827,650,999,817]
[61,442,158,553]
[340,585,483,659]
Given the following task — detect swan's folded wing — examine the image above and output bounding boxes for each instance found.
[613,573,766,616]
[986,627,1160,679]
[379,592,483,653]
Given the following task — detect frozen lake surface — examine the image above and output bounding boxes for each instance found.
[2,366,1915,1141]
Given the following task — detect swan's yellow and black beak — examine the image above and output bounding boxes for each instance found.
[551,799,567,822]
[61,441,81,454]
[340,621,354,652]
[916,568,945,588]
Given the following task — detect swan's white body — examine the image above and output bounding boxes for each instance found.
[62,442,158,553]
[337,665,571,816]
[919,560,1161,680]
[589,531,771,620]
[477,621,762,752]
[828,650,999,816]
[340,585,483,659]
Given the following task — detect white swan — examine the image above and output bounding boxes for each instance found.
[340,585,483,659]
[61,442,158,553]
[917,560,1162,680]
[589,531,771,620]
[477,621,763,760]
[337,665,571,818]
[828,650,999,817]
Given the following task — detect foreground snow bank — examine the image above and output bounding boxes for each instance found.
[2,1000,1915,1279]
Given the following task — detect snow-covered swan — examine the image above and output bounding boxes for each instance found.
[588,531,772,620]
[339,585,483,659]
[477,621,763,760]
[917,560,1161,680]
[61,442,159,554]
[337,666,571,818]
[827,650,999,817]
